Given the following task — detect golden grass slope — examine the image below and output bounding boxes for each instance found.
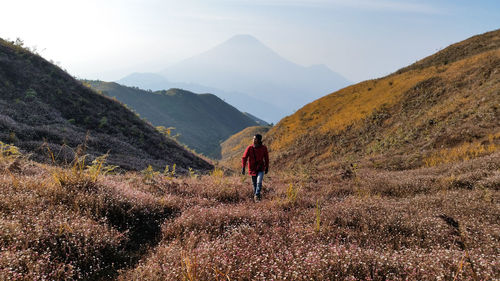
[266,29,500,170]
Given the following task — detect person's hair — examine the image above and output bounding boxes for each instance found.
[254,134,263,144]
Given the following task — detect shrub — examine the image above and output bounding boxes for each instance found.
[98,116,108,128]
[0,141,21,162]
[142,165,159,183]
[424,139,497,167]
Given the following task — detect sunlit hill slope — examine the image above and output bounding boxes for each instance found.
[266,29,500,170]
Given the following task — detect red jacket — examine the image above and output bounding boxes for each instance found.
[242,145,269,176]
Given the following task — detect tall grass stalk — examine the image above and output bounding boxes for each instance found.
[315,199,321,232]
[188,167,198,179]
[142,165,159,183]
[212,267,231,281]
[87,153,117,182]
[164,164,177,178]
[181,251,198,281]
[210,167,225,186]
[286,183,299,205]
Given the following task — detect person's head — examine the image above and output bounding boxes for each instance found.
[253,134,263,146]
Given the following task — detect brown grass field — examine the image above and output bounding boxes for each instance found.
[0,143,498,280]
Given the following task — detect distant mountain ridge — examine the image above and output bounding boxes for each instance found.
[119,34,350,123]
[242,112,269,126]
[161,34,350,121]
[0,38,212,172]
[85,81,260,159]
[265,29,500,170]
[117,72,284,123]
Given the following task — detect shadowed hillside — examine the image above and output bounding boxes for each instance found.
[84,81,260,159]
[220,125,271,169]
[0,38,212,172]
[266,29,500,170]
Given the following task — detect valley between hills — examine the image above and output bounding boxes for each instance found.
[0,29,498,280]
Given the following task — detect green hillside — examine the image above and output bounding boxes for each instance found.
[0,38,212,172]
[84,81,259,159]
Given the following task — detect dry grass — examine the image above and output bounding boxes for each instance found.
[119,153,498,280]
[267,69,431,151]
[0,149,177,280]
[424,134,499,167]
[2,29,499,281]
[1,144,498,280]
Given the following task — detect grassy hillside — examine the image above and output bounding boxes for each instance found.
[1,144,498,280]
[1,31,498,281]
[220,125,271,169]
[0,150,180,280]
[84,81,259,159]
[266,29,500,170]
[0,38,212,172]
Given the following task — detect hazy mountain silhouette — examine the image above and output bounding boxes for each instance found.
[117,72,284,123]
[119,34,350,123]
[160,34,350,122]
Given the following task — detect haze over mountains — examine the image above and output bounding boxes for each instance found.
[118,34,350,123]
[118,72,282,124]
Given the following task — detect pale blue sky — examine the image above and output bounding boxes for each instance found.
[1,0,498,83]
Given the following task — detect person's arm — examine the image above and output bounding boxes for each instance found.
[242,146,250,174]
[264,146,269,173]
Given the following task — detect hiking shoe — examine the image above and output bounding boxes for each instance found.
[253,195,258,202]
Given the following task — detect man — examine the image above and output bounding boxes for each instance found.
[242,134,269,202]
